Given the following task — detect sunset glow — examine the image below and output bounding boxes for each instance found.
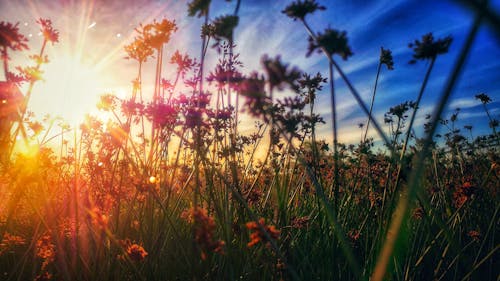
[1,1,499,280]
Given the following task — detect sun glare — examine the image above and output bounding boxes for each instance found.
[28,52,108,126]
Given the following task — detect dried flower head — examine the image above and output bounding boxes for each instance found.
[141,19,177,50]
[212,15,239,43]
[188,0,211,17]
[0,232,26,255]
[97,93,116,111]
[475,93,491,104]
[127,243,148,262]
[181,207,225,259]
[124,37,154,63]
[36,233,55,270]
[291,216,311,229]
[239,72,270,117]
[246,218,280,248]
[261,55,301,91]
[307,27,353,60]
[0,21,29,52]
[170,50,196,77]
[380,47,394,70]
[282,0,326,21]
[468,230,481,242]
[409,33,452,63]
[37,18,59,44]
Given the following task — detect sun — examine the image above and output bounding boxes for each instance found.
[27,51,116,127]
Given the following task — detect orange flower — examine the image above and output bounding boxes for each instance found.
[126,243,148,262]
[181,207,225,259]
[468,230,481,242]
[246,218,280,248]
[36,233,55,270]
[37,18,59,44]
[291,216,310,229]
[453,181,477,208]
[0,232,26,255]
[348,229,361,242]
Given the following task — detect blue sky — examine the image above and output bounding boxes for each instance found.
[1,0,499,146]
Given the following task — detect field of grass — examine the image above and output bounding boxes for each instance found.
[0,0,498,280]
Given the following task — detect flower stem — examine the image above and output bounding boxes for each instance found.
[328,60,340,215]
[364,61,382,141]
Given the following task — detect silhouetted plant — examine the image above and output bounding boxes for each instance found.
[475,93,498,141]
[188,0,211,17]
[364,47,394,141]
[400,33,453,160]
[282,0,325,21]
[306,27,353,60]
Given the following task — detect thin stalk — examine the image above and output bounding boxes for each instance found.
[400,56,436,160]
[2,46,8,80]
[364,61,382,141]
[482,103,499,142]
[328,60,340,215]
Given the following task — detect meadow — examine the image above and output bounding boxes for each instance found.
[0,0,498,280]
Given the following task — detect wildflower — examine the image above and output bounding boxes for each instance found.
[16,65,43,82]
[282,0,326,21]
[262,55,301,91]
[181,207,225,259]
[29,121,44,135]
[0,232,25,255]
[141,19,177,50]
[120,99,144,117]
[368,190,381,208]
[468,230,481,242]
[36,233,55,270]
[97,93,116,111]
[144,102,178,129]
[239,72,270,117]
[307,27,353,60]
[412,207,424,220]
[170,51,197,79]
[207,65,243,89]
[387,101,415,119]
[348,229,360,242]
[291,216,310,229]
[453,181,477,208]
[380,47,394,70]
[246,218,280,248]
[212,15,239,42]
[244,188,263,206]
[37,19,59,44]
[188,0,211,17]
[127,243,148,262]
[475,93,491,104]
[30,54,49,65]
[298,72,327,102]
[201,23,216,38]
[408,33,452,63]
[124,37,154,63]
[0,21,29,53]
